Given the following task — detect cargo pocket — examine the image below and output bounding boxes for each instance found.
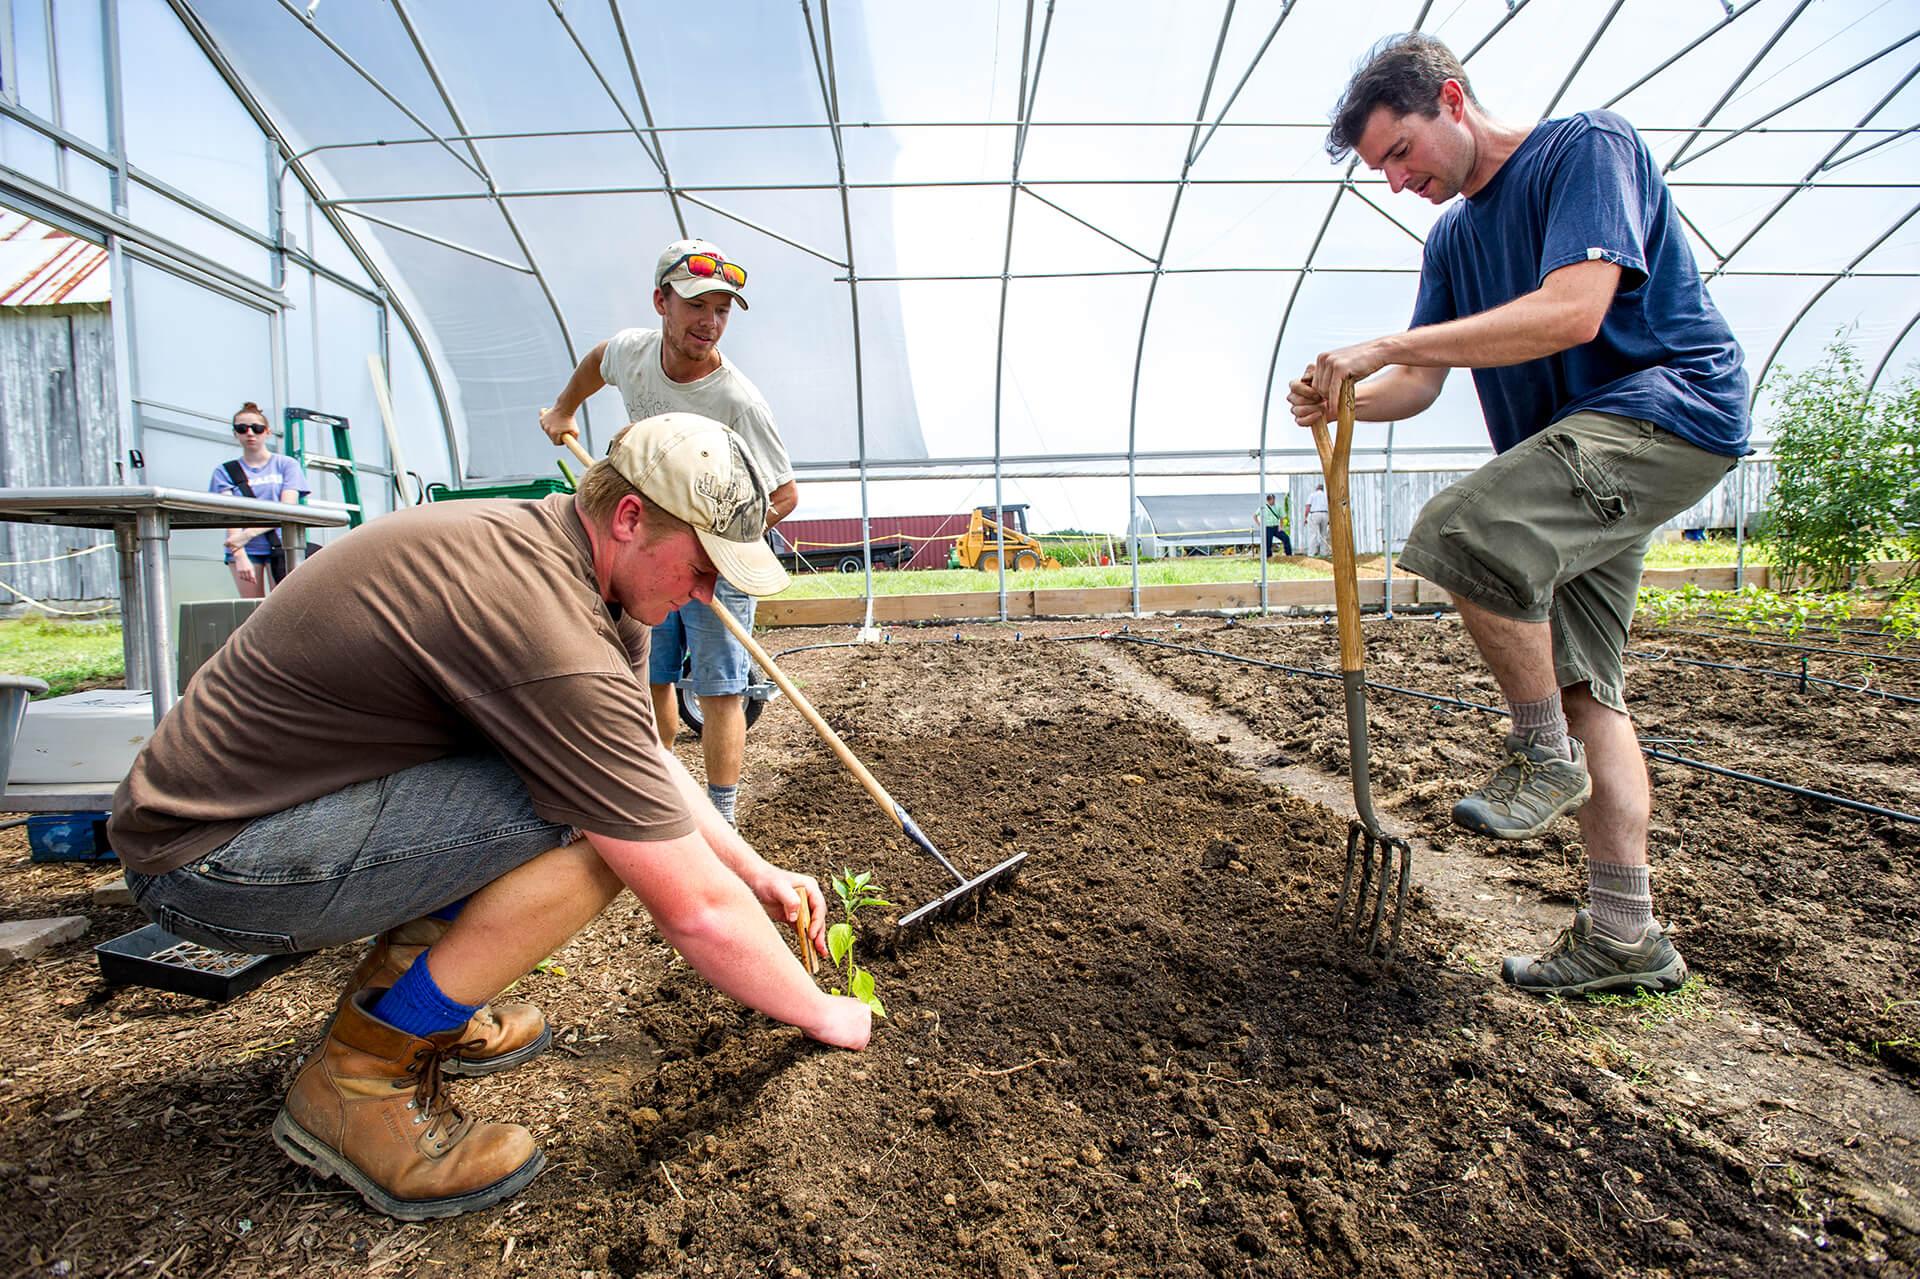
[1546,430,1632,528]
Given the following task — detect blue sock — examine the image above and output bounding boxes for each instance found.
[429,897,467,922]
[371,951,481,1038]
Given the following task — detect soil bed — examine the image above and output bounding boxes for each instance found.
[0,615,1914,1276]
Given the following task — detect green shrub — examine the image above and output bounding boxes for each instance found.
[1758,340,1920,591]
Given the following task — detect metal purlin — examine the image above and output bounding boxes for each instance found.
[1718,58,1920,404]
[386,0,583,455]
[604,1,688,241]
[1662,0,1816,175]
[798,0,877,632]
[1124,2,1240,619]
[271,0,484,188]
[1668,29,1920,174]
[168,0,461,481]
[989,1,1054,622]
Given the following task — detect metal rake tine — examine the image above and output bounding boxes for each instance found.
[1365,830,1392,954]
[1346,820,1376,941]
[1387,835,1413,955]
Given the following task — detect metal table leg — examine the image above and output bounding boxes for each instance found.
[114,522,149,693]
[135,508,175,723]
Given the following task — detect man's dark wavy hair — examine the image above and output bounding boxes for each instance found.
[1326,33,1478,162]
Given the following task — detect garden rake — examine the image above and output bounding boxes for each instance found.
[551,429,1027,945]
[1308,379,1412,956]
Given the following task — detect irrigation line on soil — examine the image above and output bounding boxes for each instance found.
[1093,635,1920,826]
[1625,647,1920,705]
[1655,628,1920,666]
[1691,614,1909,645]
[764,628,1920,823]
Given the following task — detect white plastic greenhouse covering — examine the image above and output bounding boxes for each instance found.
[2,0,1916,597]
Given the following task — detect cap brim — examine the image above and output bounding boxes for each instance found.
[667,278,748,310]
[699,529,789,596]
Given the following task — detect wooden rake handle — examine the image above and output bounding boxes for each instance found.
[1306,380,1365,676]
[555,431,909,834]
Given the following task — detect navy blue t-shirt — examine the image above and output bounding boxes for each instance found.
[1410,110,1750,457]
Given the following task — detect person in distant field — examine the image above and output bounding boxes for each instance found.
[1302,483,1330,558]
[209,402,308,597]
[540,238,795,827]
[1258,493,1292,557]
[111,413,869,1223]
[1286,34,1749,997]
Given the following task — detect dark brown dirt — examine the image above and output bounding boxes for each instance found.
[0,614,1914,1277]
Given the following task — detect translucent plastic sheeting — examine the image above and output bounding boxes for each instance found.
[165,0,1920,503]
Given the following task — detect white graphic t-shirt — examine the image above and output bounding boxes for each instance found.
[599,329,794,493]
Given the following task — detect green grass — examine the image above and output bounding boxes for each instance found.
[771,555,1360,600]
[0,618,126,698]
[1640,539,1775,569]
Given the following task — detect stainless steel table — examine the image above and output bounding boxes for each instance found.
[0,487,350,724]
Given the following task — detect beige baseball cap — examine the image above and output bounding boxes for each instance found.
[654,237,749,310]
[606,412,789,596]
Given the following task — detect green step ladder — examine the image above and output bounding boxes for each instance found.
[284,407,362,528]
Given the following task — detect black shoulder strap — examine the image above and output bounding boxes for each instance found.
[222,460,255,498]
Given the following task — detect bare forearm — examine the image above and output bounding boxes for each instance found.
[662,748,761,880]
[1353,365,1446,422]
[553,344,609,416]
[1381,293,1597,371]
[765,481,798,530]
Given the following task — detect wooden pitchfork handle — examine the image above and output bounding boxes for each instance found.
[1306,378,1363,678]
[553,431,948,868]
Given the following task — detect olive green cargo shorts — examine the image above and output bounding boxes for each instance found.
[1396,412,1736,714]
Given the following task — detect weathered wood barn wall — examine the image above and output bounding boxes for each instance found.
[0,301,120,606]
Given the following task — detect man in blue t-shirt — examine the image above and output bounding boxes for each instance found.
[1286,34,1747,999]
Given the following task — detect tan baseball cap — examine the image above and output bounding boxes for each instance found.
[606,412,789,596]
[654,237,749,310]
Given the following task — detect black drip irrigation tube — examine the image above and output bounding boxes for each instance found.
[766,625,1920,825]
[1093,633,1920,826]
[1624,647,1920,706]
[1654,627,1920,667]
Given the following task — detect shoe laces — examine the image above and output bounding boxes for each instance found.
[1479,751,1539,804]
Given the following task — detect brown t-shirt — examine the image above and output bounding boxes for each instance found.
[109,494,692,875]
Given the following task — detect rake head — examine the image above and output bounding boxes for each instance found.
[882,850,1029,951]
[1334,820,1412,956]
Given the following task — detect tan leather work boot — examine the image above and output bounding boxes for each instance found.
[341,918,551,1077]
[274,990,545,1220]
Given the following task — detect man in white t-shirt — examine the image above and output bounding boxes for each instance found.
[1303,483,1331,558]
[541,238,797,825]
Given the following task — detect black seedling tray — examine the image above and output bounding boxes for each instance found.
[95,924,308,1001]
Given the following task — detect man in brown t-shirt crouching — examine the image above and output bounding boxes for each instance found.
[109,413,870,1221]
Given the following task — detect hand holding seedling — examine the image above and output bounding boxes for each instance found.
[828,869,892,1019]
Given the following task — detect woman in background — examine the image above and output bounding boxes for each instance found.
[209,402,309,598]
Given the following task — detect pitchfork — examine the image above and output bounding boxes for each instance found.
[1308,378,1412,956]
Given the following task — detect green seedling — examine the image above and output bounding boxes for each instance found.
[827,869,892,1018]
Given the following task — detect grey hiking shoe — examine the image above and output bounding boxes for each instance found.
[1501,909,1688,998]
[1451,734,1592,839]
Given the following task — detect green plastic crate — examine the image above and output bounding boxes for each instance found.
[425,476,573,502]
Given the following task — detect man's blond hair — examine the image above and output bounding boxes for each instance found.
[575,423,693,543]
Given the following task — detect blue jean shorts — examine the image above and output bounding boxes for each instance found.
[123,752,575,955]
[647,577,757,695]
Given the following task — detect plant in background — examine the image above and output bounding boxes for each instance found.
[1758,339,1920,592]
[828,869,892,1018]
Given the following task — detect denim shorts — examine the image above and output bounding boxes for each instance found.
[647,577,757,695]
[123,752,575,955]
[1396,412,1735,713]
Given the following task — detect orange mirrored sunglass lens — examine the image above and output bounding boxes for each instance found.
[685,254,747,287]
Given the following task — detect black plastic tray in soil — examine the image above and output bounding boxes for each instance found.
[95,924,309,1001]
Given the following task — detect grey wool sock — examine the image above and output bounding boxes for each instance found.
[1589,861,1654,942]
[707,783,738,826]
[1510,691,1572,760]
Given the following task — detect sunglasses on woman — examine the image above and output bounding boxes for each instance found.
[234,422,269,435]
[660,252,747,289]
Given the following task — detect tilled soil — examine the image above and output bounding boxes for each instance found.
[0,614,1915,1277]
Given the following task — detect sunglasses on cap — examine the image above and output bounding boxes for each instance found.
[233,421,269,435]
[661,252,747,289]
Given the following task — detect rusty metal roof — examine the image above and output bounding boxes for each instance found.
[0,211,110,308]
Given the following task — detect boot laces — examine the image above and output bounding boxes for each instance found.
[397,1044,462,1138]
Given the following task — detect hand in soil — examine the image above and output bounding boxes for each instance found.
[805,993,873,1051]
